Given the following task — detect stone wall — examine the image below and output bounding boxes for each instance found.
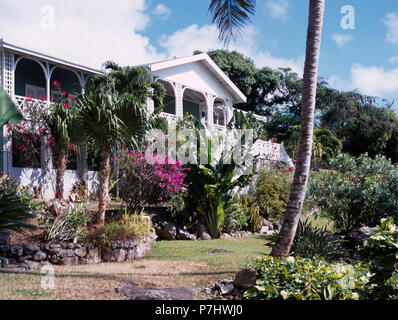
[0,232,157,270]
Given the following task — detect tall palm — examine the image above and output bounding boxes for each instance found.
[75,88,149,225]
[45,101,79,199]
[209,0,326,256]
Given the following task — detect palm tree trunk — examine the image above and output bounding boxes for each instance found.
[271,0,325,258]
[95,152,111,226]
[55,149,67,199]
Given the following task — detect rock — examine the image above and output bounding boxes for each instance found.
[50,255,60,264]
[86,248,101,264]
[114,249,126,263]
[134,244,146,259]
[221,233,232,239]
[197,223,212,240]
[59,256,78,266]
[0,257,8,268]
[101,247,114,262]
[262,219,274,231]
[74,247,87,258]
[234,268,257,290]
[9,245,23,258]
[220,283,235,296]
[125,239,136,249]
[67,243,78,250]
[0,245,9,254]
[126,250,135,261]
[208,249,231,254]
[111,243,119,250]
[116,285,197,300]
[50,244,61,249]
[260,226,269,234]
[178,229,197,241]
[41,243,50,251]
[24,243,41,255]
[0,230,10,246]
[154,220,177,241]
[22,260,40,270]
[33,251,47,262]
[59,249,75,258]
[18,255,32,263]
[272,221,282,232]
[48,248,61,255]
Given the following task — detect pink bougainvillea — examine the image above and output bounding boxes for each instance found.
[118,150,187,211]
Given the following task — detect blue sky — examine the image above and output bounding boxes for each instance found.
[1,0,398,106]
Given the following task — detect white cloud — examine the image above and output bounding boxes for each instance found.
[153,3,171,19]
[384,12,398,44]
[0,0,165,69]
[332,33,353,47]
[389,56,398,65]
[266,0,289,21]
[329,64,398,98]
[159,24,303,75]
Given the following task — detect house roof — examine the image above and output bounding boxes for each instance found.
[144,53,247,104]
[0,39,101,75]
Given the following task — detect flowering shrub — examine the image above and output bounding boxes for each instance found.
[118,151,187,211]
[245,256,371,300]
[307,153,398,230]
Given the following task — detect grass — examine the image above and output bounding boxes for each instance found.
[0,236,270,300]
[304,214,334,231]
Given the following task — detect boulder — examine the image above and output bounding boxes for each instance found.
[272,221,282,232]
[32,251,47,262]
[18,255,32,263]
[154,220,177,241]
[86,248,101,264]
[74,247,87,258]
[116,285,197,300]
[0,257,8,268]
[22,260,40,270]
[177,229,197,241]
[220,283,235,296]
[0,230,10,246]
[234,268,257,290]
[59,249,75,258]
[101,247,114,262]
[9,245,23,258]
[134,244,146,259]
[197,223,212,240]
[114,249,126,263]
[262,219,274,231]
[23,243,40,256]
[49,255,60,264]
[59,256,78,266]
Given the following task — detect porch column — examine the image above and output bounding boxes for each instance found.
[175,83,183,118]
[45,63,51,104]
[206,94,215,125]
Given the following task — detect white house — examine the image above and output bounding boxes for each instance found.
[0,39,292,199]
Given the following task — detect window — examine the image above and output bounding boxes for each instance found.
[25,84,45,100]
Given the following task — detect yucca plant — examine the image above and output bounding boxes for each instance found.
[268,218,346,261]
[0,188,36,232]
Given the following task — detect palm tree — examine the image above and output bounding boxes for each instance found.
[75,88,149,225]
[209,0,326,256]
[45,99,79,199]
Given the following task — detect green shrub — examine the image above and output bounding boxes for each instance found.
[245,256,371,300]
[253,169,291,220]
[268,218,346,261]
[359,217,398,299]
[38,203,91,243]
[247,205,261,233]
[222,200,249,233]
[86,211,154,247]
[307,153,398,230]
[0,175,37,232]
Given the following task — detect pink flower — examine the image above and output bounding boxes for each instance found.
[64,103,69,108]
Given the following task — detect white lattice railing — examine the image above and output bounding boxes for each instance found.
[13,95,50,120]
[159,112,179,126]
[253,140,293,166]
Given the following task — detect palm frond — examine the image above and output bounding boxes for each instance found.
[209,0,256,45]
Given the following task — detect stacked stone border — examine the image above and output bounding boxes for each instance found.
[0,230,157,270]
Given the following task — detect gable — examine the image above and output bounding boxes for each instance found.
[152,61,234,102]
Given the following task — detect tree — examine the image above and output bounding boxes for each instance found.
[76,73,159,225]
[44,82,79,199]
[208,0,326,257]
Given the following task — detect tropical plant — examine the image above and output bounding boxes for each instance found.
[75,87,149,225]
[268,218,346,261]
[0,175,36,232]
[85,210,154,247]
[307,153,398,230]
[208,0,326,256]
[245,256,370,300]
[118,150,187,212]
[44,81,79,199]
[38,203,91,243]
[222,199,249,233]
[182,115,254,238]
[359,217,398,299]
